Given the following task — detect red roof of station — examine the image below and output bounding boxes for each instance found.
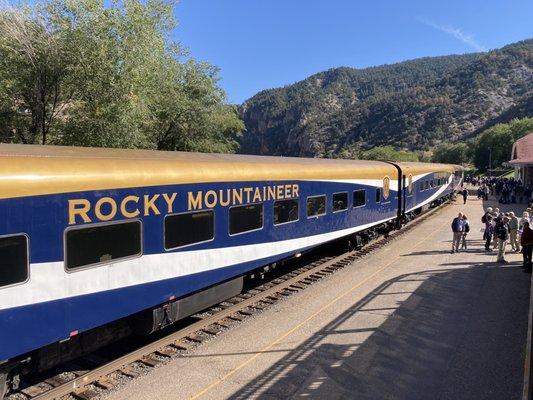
[509,132,533,165]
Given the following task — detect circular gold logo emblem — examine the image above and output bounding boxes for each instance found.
[408,174,413,194]
[383,176,390,200]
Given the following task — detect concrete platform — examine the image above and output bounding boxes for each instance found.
[105,196,531,400]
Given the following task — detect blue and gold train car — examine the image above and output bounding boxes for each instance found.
[397,162,461,217]
[0,144,461,393]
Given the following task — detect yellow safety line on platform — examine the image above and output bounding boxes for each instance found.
[190,215,450,400]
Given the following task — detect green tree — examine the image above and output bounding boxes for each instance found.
[0,0,244,151]
[472,117,533,171]
[358,145,419,162]
[417,150,433,162]
[431,142,470,164]
[0,3,68,144]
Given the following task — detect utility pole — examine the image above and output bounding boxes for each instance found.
[488,148,492,178]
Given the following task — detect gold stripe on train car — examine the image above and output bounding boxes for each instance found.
[0,144,398,199]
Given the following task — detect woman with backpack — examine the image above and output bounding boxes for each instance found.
[484,215,494,252]
[461,214,470,250]
[481,207,492,224]
[495,216,510,263]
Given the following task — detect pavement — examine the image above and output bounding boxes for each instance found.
[104,194,531,400]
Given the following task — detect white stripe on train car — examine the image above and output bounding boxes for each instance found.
[405,175,453,213]
[309,179,399,191]
[313,173,433,191]
[0,215,395,310]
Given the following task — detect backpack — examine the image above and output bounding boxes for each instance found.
[481,214,487,223]
[464,222,470,233]
[496,225,508,240]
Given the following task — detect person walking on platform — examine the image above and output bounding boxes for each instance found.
[508,211,520,252]
[483,185,489,200]
[521,221,533,273]
[484,215,494,251]
[451,212,464,253]
[495,216,510,263]
[461,214,470,250]
[520,211,531,230]
[492,208,501,249]
[462,188,468,204]
[481,207,492,225]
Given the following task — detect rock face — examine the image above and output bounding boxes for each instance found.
[239,39,533,157]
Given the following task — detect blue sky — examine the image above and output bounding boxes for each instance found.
[174,0,532,104]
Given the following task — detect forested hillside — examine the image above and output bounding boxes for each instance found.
[239,39,533,158]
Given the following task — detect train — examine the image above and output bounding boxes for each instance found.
[0,144,463,395]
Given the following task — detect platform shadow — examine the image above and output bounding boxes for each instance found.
[402,249,487,256]
[228,265,530,400]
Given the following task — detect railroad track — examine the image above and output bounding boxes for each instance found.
[8,202,450,400]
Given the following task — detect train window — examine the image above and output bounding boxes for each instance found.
[229,204,263,235]
[274,199,299,225]
[332,192,348,212]
[165,210,214,250]
[0,234,29,288]
[307,195,326,218]
[65,220,142,271]
[375,188,381,203]
[353,190,366,207]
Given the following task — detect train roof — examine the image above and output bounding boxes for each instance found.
[0,145,462,199]
[0,144,401,199]
[396,162,462,175]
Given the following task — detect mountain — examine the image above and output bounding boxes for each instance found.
[239,39,533,158]
[467,94,533,138]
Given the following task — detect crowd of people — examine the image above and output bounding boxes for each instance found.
[465,175,533,205]
[450,190,533,273]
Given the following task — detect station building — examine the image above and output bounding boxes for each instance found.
[509,131,533,185]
